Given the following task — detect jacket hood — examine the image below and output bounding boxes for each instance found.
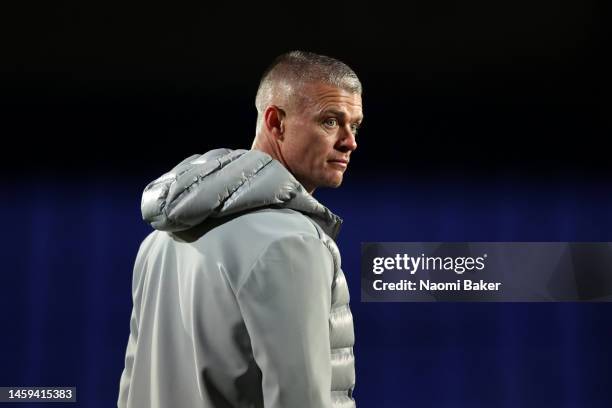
[141,148,342,239]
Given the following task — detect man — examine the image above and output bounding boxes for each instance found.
[118,51,363,408]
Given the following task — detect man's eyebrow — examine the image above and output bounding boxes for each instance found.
[321,108,363,122]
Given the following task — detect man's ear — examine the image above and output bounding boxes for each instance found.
[264,105,286,140]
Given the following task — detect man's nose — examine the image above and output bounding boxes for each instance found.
[337,126,358,152]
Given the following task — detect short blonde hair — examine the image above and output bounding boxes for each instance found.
[255,51,362,133]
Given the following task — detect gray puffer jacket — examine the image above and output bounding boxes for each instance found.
[118,148,356,408]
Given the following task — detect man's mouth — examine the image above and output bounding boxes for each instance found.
[328,159,349,169]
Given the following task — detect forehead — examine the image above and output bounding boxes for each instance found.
[299,83,363,119]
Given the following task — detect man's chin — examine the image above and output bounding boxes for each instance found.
[323,176,344,189]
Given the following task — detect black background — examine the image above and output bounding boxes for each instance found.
[2,0,609,178]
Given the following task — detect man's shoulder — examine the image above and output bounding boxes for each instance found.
[205,207,326,263]
[141,207,325,255]
[140,207,325,257]
[134,208,334,289]
[233,207,322,239]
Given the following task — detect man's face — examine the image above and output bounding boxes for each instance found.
[279,82,363,193]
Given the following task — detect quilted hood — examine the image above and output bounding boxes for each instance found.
[141,148,342,239]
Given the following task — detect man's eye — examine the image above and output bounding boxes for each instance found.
[324,118,338,127]
[351,124,360,134]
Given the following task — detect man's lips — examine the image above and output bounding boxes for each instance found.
[328,159,349,168]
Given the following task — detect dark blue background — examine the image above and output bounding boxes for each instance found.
[2,0,611,406]
[2,176,612,407]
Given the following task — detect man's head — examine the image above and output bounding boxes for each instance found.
[252,51,363,194]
